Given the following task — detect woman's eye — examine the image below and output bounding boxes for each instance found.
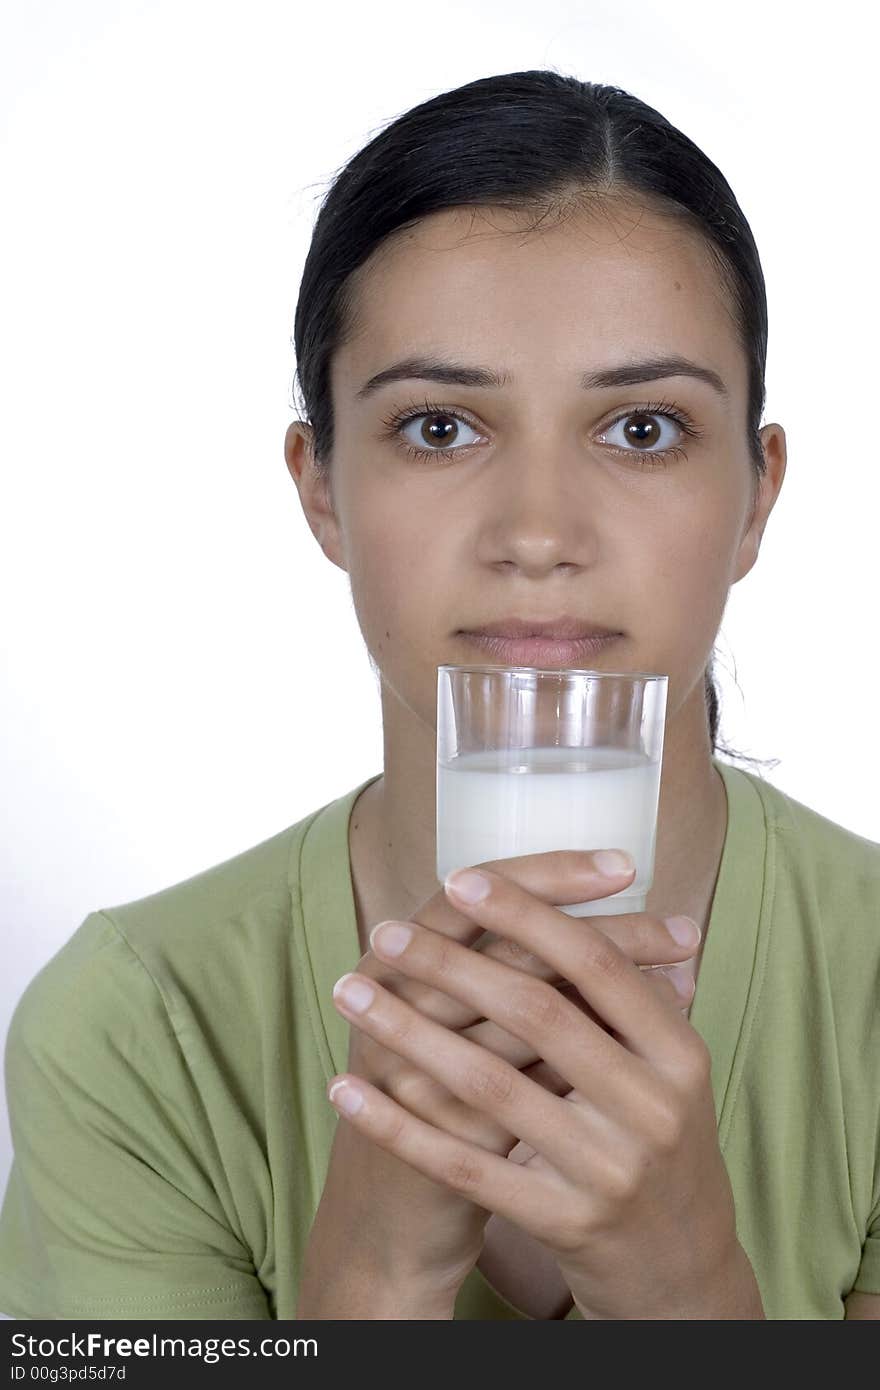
[397,410,481,455]
[598,411,684,455]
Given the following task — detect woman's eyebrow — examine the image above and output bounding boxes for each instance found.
[355,353,729,401]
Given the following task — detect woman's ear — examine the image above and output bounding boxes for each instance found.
[731,423,787,584]
[284,421,349,572]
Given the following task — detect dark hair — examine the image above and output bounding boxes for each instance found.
[291,68,778,773]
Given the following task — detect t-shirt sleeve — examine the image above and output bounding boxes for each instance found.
[0,911,271,1320]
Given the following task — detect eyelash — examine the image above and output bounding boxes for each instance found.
[378,396,705,469]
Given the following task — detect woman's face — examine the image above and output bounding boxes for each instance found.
[287,198,786,737]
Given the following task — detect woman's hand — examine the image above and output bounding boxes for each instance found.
[329,860,754,1320]
[307,850,698,1314]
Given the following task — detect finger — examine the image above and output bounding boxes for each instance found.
[350,846,633,1031]
[459,967,691,1070]
[366,910,696,1112]
[380,1019,583,1161]
[641,964,697,1016]
[361,922,650,1128]
[520,1058,569,1095]
[361,900,699,1036]
[326,1071,561,1244]
[331,976,587,1183]
[341,958,693,1179]
[383,968,692,1163]
[382,1065,519,1155]
[475,909,700,971]
[442,867,701,1078]
[361,917,697,1134]
[355,847,635,1009]
[337,964,694,1191]
[416,848,638,948]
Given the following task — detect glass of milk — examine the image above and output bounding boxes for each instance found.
[436,665,668,918]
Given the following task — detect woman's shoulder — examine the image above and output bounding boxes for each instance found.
[727,761,879,961]
[9,802,336,1054]
[735,762,880,880]
[102,812,317,961]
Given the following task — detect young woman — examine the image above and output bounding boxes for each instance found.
[0,69,877,1322]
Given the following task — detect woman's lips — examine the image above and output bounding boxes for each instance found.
[457,631,621,666]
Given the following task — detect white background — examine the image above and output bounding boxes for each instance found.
[1,0,877,1219]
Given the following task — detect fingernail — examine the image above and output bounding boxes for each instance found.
[663,964,696,1000]
[329,1079,364,1116]
[594,849,635,876]
[445,868,491,904]
[370,920,412,957]
[333,972,375,1013]
[663,915,701,949]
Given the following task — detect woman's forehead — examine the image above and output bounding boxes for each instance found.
[336,205,740,403]
[359,199,713,278]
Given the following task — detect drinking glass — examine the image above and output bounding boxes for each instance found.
[436,665,667,917]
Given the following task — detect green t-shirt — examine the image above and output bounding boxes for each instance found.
[1,758,878,1320]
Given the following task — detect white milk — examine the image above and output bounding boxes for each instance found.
[436,743,661,917]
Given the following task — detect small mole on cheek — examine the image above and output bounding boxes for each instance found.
[674,281,681,291]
